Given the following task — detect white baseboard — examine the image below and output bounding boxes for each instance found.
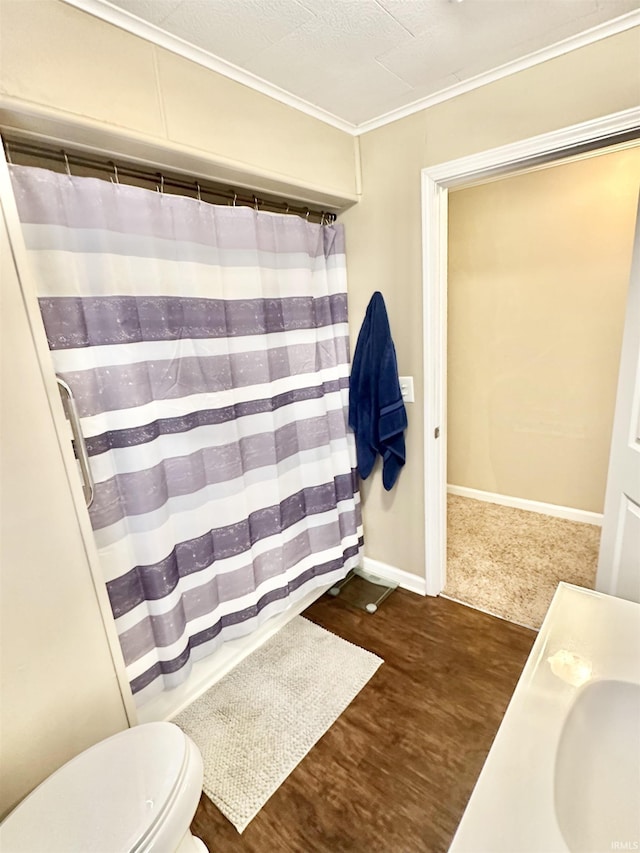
[447,484,603,527]
[362,556,427,596]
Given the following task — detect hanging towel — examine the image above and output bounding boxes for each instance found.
[349,291,407,490]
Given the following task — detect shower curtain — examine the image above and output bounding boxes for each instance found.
[10,165,363,706]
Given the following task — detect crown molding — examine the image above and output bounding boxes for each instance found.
[62,0,640,137]
[355,10,640,135]
[61,0,356,134]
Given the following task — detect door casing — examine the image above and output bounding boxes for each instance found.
[421,106,640,596]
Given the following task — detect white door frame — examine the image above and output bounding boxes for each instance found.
[421,106,640,597]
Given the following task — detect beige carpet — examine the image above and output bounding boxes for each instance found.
[174,616,382,833]
[445,495,601,629]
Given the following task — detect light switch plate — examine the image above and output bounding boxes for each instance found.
[399,376,414,403]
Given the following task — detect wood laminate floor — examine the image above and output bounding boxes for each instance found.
[191,590,535,853]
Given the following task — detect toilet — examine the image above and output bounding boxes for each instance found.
[0,722,209,852]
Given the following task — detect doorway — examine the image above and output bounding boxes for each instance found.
[420,107,640,612]
[444,146,639,627]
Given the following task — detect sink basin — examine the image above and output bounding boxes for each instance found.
[554,679,640,853]
[449,584,640,853]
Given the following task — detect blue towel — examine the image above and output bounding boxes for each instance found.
[349,291,407,490]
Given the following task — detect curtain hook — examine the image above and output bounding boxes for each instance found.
[253,195,260,212]
[285,203,290,215]
[195,181,201,203]
[110,162,119,185]
[305,209,310,220]
[63,151,71,177]
[233,192,237,207]
[5,142,12,165]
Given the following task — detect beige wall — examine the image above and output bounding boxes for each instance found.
[342,27,640,577]
[0,203,129,818]
[448,146,640,513]
[0,0,358,202]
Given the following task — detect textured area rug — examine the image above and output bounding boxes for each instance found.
[174,616,382,833]
[446,495,600,629]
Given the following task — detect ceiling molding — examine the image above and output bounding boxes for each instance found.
[61,0,356,134]
[355,10,640,135]
[62,0,640,137]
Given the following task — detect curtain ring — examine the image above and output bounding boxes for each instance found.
[195,181,202,203]
[63,151,71,176]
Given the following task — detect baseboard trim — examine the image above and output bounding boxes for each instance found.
[362,556,427,596]
[447,485,603,527]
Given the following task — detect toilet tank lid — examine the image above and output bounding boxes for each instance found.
[0,722,189,853]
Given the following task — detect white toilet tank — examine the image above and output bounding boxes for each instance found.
[0,722,206,853]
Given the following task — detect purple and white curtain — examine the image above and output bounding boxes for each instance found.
[10,166,363,706]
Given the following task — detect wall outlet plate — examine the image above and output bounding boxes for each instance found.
[399,376,414,403]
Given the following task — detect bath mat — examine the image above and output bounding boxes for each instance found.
[173,616,382,833]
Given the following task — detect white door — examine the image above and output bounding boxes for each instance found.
[596,199,640,603]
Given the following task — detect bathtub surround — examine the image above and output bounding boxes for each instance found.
[10,164,363,705]
[174,617,382,833]
[445,495,600,628]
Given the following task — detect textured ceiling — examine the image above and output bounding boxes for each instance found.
[97,0,639,127]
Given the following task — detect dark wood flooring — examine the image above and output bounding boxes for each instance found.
[191,590,535,853]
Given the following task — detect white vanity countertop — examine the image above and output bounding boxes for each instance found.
[448,582,640,853]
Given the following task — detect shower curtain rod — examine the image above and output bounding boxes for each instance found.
[2,135,338,225]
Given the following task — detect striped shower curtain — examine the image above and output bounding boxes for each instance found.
[10,165,363,706]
